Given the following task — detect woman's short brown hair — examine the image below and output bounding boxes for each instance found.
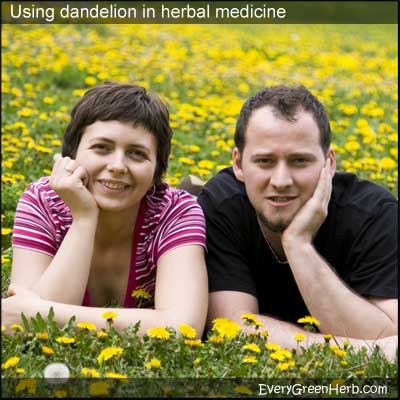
[62,82,172,184]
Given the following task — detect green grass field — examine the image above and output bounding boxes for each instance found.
[1,24,397,389]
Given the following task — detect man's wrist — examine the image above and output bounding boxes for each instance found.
[282,237,315,260]
[282,232,312,251]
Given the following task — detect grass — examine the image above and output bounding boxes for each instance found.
[1,23,398,390]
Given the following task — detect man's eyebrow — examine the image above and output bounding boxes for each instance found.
[289,152,316,158]
[250,152,275,157]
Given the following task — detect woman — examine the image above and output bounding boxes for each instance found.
[3,82,208,337]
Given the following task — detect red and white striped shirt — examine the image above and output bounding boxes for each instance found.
[12,177,206,308]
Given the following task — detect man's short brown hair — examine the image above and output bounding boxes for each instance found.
[234,85,331,155]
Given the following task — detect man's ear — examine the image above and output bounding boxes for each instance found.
[232,147,244,182]
[327,147,336,177]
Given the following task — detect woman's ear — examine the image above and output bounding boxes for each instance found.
[232,147,244,182]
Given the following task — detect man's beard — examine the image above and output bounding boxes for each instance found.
[257,211,291,233]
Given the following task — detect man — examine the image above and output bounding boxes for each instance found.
[198,85,398,353]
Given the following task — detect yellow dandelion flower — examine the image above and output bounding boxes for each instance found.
[265,342,281,352]
[277,362,290,371]
[104,372,128,380]
[85,76,97,86]
[294,333,306,342]
[323,334,333,341]
[97,347,123,363]
[96,331,109,339]
[241,313,264,328]
[15,379,36,394]
[198,159,215,170]
[242,356,257,364]
[355,370,365,377]
[145,358,162,369]
[178,157,195,165]
[77,322,97,331]
[81,368,100,378]
[10,324,23,332]
[36,332,49,340]
[56,336,75,344]
[89,381,110,396]
[16,368,25,374]
[1,325,6,332]
[212,318,241,339]
[73,89,86,97]
[315,361,324,367]
[379,157,396,170]
[131,288,152,301]
[42,346,55,355]
[101,311,118,321]
[235,386,252,394]
[271,352,285,362]
[345,141,361,152]
[2,228,13,235]
[261,330,269,338]
[2,356,20,369]
[242,343,261,353]
[334,349,347,358]
[209,335,223,344]
[54,389,68,398]
[146,327,171,340]
[179,324,197,338]
[193,358,201,366]
[331,379,346,387]
[297,316,320,327]
[42,97,54,104]
[340,361,348,367]
[184,339,203,347]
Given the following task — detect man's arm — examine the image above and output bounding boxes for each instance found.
[281,241,397,339]
[208,291,398,360]
[281,159,397,339]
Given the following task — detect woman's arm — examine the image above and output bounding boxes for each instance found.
[4,245,208,337]
[11,216,97,305]
[10,156,99,305]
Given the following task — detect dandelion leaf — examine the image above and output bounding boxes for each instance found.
[21,312,31,332]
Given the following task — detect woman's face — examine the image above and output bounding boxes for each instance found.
[75,120,157,213]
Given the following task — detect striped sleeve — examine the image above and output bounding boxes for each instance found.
[154,191,206,262]
[12,181,58,257]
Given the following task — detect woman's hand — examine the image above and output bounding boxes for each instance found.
[2,285,41,331]
[49,155,99,220]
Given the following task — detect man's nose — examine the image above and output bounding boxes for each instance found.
[270,162,293,189]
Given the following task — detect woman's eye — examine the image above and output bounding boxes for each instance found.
[92,144,110,151]
[127,150,146,159]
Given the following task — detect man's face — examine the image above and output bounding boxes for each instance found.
[233,106,335,233]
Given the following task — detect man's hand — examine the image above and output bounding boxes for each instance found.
[282,158,333,246]
[49,155,98,220]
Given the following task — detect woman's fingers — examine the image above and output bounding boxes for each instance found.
[73,165,89,187]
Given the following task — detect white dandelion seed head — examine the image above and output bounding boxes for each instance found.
[44,362,70,384]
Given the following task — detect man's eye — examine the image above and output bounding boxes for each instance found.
[293,158,309,165]
[256,158,274,165]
